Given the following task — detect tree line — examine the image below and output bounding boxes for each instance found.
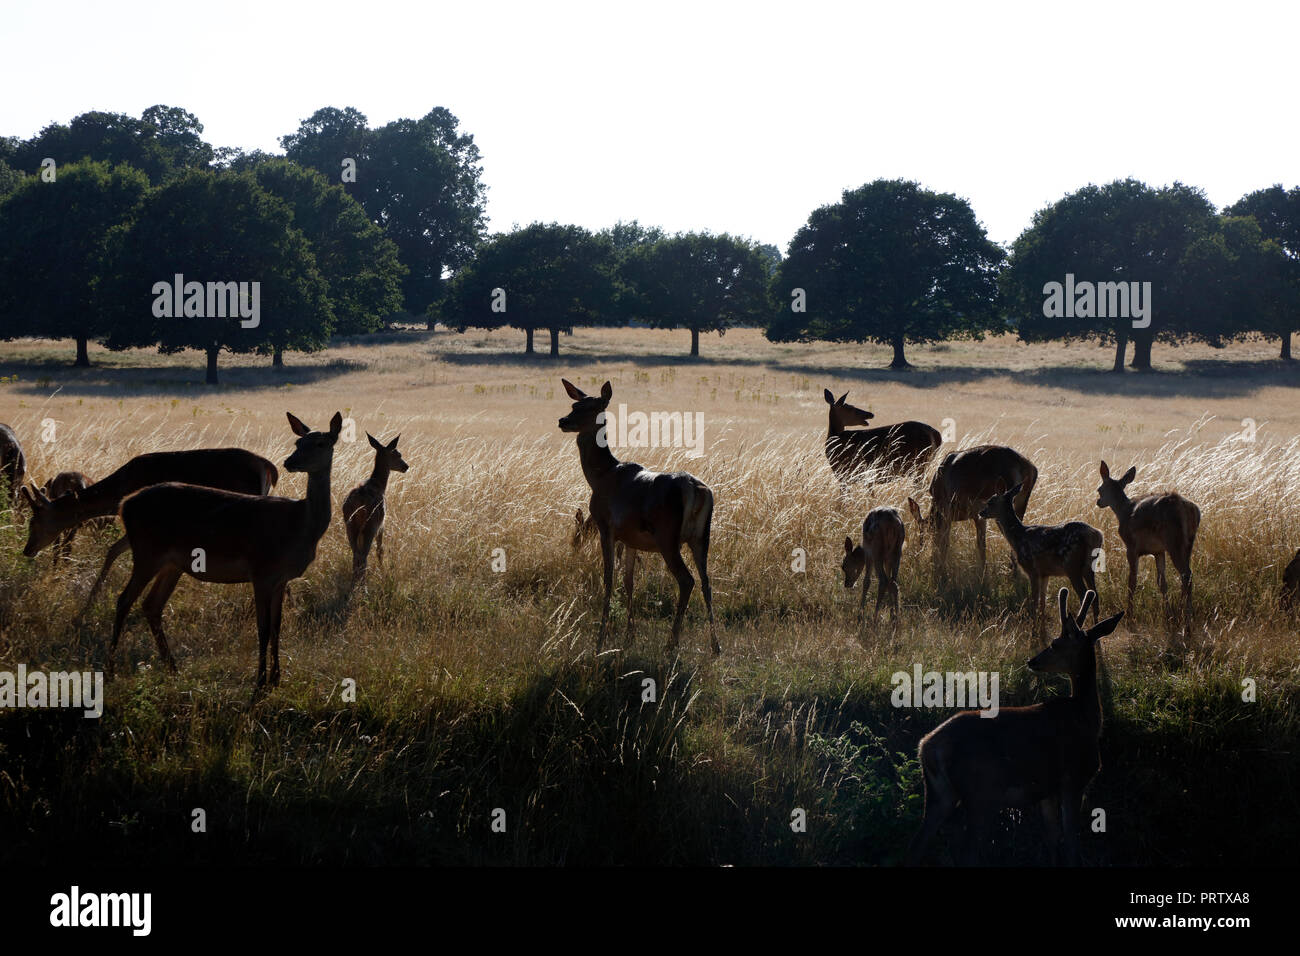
[1,104,1296,378]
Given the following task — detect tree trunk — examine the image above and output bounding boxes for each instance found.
[1282,332,1293,361]
[889,334,910,369]
[206,346,220,385]
[690,328,700,357]
[525,328,534,354]
[272,348,284,369]
[549,328,560,357]
[1112,333,1128,372]
[1129,332,1153,371]
[74,337,89,368]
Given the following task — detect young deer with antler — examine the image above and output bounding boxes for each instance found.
[907,589,1123,866]
[842,507,905,629]
[907,444,1037,580]
[559,379,719,654]
[823,389,941,486]
[1095,461,1200,630]
[40,471,91,561]
[342,433,409,583]
[979,483,1102,637]
[21,447,278,615]
[109,412,342,686]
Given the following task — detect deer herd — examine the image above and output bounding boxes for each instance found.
[0,379,1286,866]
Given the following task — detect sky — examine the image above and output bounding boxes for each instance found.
[3,0,1296,249]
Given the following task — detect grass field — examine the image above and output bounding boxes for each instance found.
[1,327,1298,865]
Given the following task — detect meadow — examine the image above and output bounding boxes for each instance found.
[0,327,1297,865]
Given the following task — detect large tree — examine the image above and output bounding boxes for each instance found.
[1002,179,1218,371]
[11,107,213,184]
[0,160,150,365]
[766,179,1004,368]
[1225,185,1300,359]
[282,106,488,316]
[103,169,332,384]
[621,232,771,355]
[445,223,618,356]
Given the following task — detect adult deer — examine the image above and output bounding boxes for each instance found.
[979,483,1102,637]
[341,432,409,583]
[906,589,1123,866]
[559,379,719,654]
[823,389,941,485]
[21,447,278,614]
[842,507,905,629]
[1281,549,1300,609]
[906,444,1037,580]
[109,412,341,686]
[1095,461,1199,630]
[0,423,25,508]
[41,471,91,561]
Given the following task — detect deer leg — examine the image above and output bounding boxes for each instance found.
[858,558,870,627]
[906,765,956,866]
[597,526,615,646]
[109,558,161,677]
[269,583,285,686]
[1040,797,1063,866]
[1126,552,1138,621]
[83,535,132,617]
[622,547,637,642]
[958,805,989,866]
[974,519,987,582]
[873,565,888,626]
[253,580,273,687]
[140,565,183,672]
[687,535,719,655]
[1176,551,1193,634]
[375,527,384,566]
[1060,794,1082,867]
[660,546,695,653]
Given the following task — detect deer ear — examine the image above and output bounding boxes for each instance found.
[1057,587,1070,625]
[1121,467,1136,485]
[1088,612,1123,641]
[367,432,383,451]
[561,378,586,400]
[844,536,854,554]
[600,381,613,401]
[329,412,343,436]
[389,434,400,450]
[823,388,835,404]
[836,391,848,405]
[1008,481,1023,498]
[1099,460,1110,479]
[286,412,310,437]
[19,484,36,508]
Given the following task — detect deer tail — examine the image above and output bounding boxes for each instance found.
[679,479,714,547]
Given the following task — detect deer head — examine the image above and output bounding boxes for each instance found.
[1096,460,1136,510]
[977,481,1021,522]
[19,483,63,557]
[824,388,874,430]
[558,379,612,434]
[841,536,867,589]
[1028,588,1123,676]
[368,432,409,473]
[284,412,343,473]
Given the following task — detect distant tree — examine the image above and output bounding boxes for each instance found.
[445,223,617,356]
[251,160,405,360]
[1225,185,1300,358]
[755,242,781,277]
[0,160,150,365]
[0,159,23,198]
[103,169,332,384]
[767,179,1004,369]
[603,219,666,254]
[1002,179,1218,371]
[212,147,280,172]
[12,107,213,184]
[621,232,772,355]
[281,106,488,317]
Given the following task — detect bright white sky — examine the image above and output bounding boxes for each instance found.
[3,0,1296,249]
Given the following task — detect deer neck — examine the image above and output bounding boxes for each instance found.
[1068,648,1103,733]
[576,429,619,487]
[366,457,391,495]
[1107,490,1135,525]
[827,411,845,438]
[995,509,1027,547]
[54,471,126,528]
[304,464,334,541]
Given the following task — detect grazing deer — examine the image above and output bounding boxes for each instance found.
[342,432,409,583]
[906,445,1037,580]
[41,471,91,561]
[1095,461,1200,629]
[906,589,1123,866]
[842,507,905,628]
[109,412,342,686]
[0,423,25,509]
[1281,549,1300,609]
[979,483,1103,637]
[823,389,941,485]
[559,379,719,654]
[20,447,278,615]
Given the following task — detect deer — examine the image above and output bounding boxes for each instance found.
[20,447,278,615]
[0,423,25,509]
[559,379,719,654]
[572,507,625,561]
[906,588,1123,866]
[979,483,1103,637]
[906,444,1038,581]
[1095,461,1200,631]
[109,412,341,686]
[1281,549,1300,609]
[41,471,91,561]
[842,507,905,629]
[341,432,409,583]
[823,389,942,486]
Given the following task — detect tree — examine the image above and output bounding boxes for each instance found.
[1225,185,1300,358]
[1002,180,1218,371]
[445,223,618,356]
[251,160,405,360]
[621,232,771,355]
[0,160,150,366]
[103,169,332,384]
[12,107,213,184]
[767,179,1004,368]
[281,106,489,317]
